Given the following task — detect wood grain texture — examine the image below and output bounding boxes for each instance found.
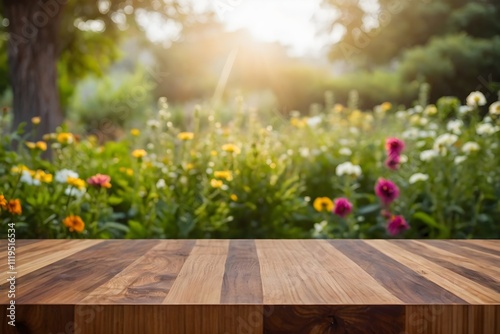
[263,305,405,334]
[0,239,498,333]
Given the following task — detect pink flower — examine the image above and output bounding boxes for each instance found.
[87,174,112,189]
[333,197,353,218]
[385,153,401,170]
[375,178,399,205]
[387,215,409,236]
[385,137,405,156]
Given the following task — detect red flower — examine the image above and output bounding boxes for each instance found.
[385,137,405,156]
[375,178,399,205]
[87,174,112,189]
[387,215,409,236]
[385,153,401,170]
[333,197,353,218]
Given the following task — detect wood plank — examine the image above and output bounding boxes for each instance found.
[426,240,500,268]
[0,305,74,334]
[221,239,263,304]
[264,305,405,334]
[163,240,229,304]
[365,240,500,303]
[75,305,263,334]
[405,305,499,334]
[81,240,195,304]
[393,240,500,292]
[10,240,157,304]
[331,240,467,303]
[454,240,500,257]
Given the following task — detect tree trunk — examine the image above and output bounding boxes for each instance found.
[3,0,64,140]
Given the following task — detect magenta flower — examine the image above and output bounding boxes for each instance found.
[387,215,409,236]
[333,197,353,218]
[385,137,405,156]
[385,153,401,170]
[87,174,112,189]
[375,178,399,205]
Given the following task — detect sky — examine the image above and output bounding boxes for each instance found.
[216,0,328,56]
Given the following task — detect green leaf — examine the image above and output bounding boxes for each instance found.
[357,204,380,215]
[108,195,123,205]
[126,220,148,239]
[412,211,446,231]
[103,222,130,233]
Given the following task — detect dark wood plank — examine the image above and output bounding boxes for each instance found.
[454,240,500,257]
[81,240,195,304]
[264,305,405,334]
[11,240,158,304]
[393,240,500,292]
[221,239,263,304]
[0,305,74,334]
[330,240,467,303]
[75,305,263,334]
[426,240,500,268]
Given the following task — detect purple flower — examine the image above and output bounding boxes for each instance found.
[375,178,399,205]
[387,215,409,236]
[333,197,353,218]
[385,153,401,170]
[385,137,405,156]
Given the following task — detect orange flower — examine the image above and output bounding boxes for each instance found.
[63,215,85,233]
[0,195,7,209]
[7,199,22,215]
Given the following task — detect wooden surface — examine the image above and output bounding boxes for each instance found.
[0,239,499,333]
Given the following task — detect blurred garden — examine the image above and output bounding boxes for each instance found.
[0,0,499,239]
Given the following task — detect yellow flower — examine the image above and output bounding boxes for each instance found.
[210,179,223,188]
[119,167,134,176]
[210,150,218,156]
[42,133,57,141]
[7,199,22,215]
[63,215,85,233]
[333,104,344,113]
[214,170,233,181]
[36,141,47,151]
[132,149,147,159]
[33,170,52,183]
[424,105,438,116]
[222,143,241,155]
[230,194,238,201]
[11,165,29,174]
[130,128,140,137]
[31,116,41,125]
[313,197,334,213]
[67,177,86,190]
[380,102,392,112]
[25,142,36,149]
[57,132,74,144]
[290,117,307,128]
[0,194,7,209]
[185,163,194,170]
[177,132,194,141]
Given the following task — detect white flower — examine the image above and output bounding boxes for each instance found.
[65,186,85,198]
[55,169,79,183]
[433,133,458,153]
[420,149,439,162]
[156,179,166,189]
[454,155,467,165]
[409,173,429,184]
[466,91,487,107]
[489,101,500,115]
[339,147,352,156]
[446,119,463,135]
[418,130,436,138]
[300,148,310,158]
[428,123,439,130]
[462,142,480,154]
[402,128,419,139]
[335,161,362,178]
[418,117,429,126]
[349,127,359,135]
[476,123,499,135]
[395,111,408,119]
[147,120,160,129]
[307,116,322,127]
[20,170,41,186]
[399,155,408,163]
[458,105,473,115]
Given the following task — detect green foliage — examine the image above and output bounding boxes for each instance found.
[68,66,155,140]
[1,92,499,239]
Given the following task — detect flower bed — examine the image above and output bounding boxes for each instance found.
[1,93,499,239]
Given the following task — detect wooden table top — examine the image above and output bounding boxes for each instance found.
[0,239,499,306]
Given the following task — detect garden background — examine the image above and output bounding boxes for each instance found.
[0,0,499,239]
